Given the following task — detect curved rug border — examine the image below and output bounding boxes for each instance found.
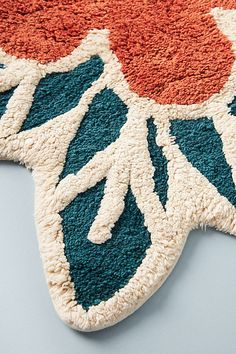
[0,8,235,331]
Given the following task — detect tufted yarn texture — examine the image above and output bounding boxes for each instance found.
[0,0,236,331]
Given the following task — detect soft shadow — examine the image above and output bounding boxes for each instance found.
[1,160,232,343]
[73,227,230,341]
[0,159,29,170]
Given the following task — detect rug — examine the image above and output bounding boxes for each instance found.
[0,0,236,331]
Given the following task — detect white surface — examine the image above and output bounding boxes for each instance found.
[0,161,236,354]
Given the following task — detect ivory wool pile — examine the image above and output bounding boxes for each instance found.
[0,0,236,331]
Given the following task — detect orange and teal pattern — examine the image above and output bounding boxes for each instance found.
[0,0,236,330]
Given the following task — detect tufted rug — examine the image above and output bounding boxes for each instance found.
[0,0,236,331]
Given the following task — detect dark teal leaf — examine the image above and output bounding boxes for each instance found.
[147,118,168,207]
[60,88,128,179]
[171,118,236,207]
[21,56,104,131]
[59,88,150,309]
[60,182,151,310]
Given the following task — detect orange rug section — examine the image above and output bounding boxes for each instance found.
[0,0,235,104]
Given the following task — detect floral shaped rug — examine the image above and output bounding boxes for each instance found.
[0,0,236,331]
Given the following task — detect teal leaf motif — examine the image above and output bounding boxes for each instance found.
[21,56,104,131]
[60,89,151,309]
[60,183,151,310]
[60,88,128,178]
[171,118,236,207]
[147,118,168,207]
